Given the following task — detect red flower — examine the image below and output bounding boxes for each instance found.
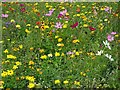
[37,13,40,16]
[88,26,96,31]
[36,21,41,25]
[16,2,18,4]
[21,8,26,12]
[70,22,79,29]
[3,4,6,6]
[9,8,14,11]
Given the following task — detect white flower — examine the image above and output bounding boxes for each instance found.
[96,50,104,56]
[103,40,111,50]
[104,54,114,61]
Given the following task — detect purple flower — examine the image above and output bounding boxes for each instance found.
[55,22,63,29]
[107,34,114,42]
[5,22,11,28]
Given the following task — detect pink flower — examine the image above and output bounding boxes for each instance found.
[2,14,8,18]
[57,9,67,19]
[45,9,54,16]
[60,9,67,16]
[111,32,116,35]
[55,22,63,29]
[21,8,26,12]
[107,34,114,42]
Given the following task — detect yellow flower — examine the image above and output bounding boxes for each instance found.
[26,76,35,82]
[63,24,67,28]
[63,80,69,84]
[40,25,45,31]
[26,24,31,27]
[57,43,64,47]
[70,54,75,58]
[12,47,20,51]
[83,73,86,76]
[4,49,8,53]
[35,25,39,28]
[65,21,68,23]
[55,52,60,57]
[40,55,47,59]
[58,38,63,42]
[76,14,80,17]
[25,29,31,34]
[83,24,88,27]
[48,53,53,57]
[29,60,34,65]
[74,81,80,86]
[75,52,79,55]
[27,83,35,88]
[13,65,18,70]
[7,70,14,76]
[16,24,21,29]
[39,49,45,53]
[61,7,65,9]
[30,47,34,51]
[0,80,4,89]
[101,7,105,10]
[55,80,60,84]
[72,39,79,43]
[3,27,7,30]
[61,53,65,56]
[19,44,23,49]
[6,88,11,90]
[10,19,15,23]
[44,25,49,29]
[15,61,22,66]
[33,9,39,13]
[55,36,59,39]
[80,72,83,75]
[7,55,17,59]
[104,19,108,22]
[66,13,69,16]
[1,71,8,77]
[82,6,86,8]
[115,34,119,37]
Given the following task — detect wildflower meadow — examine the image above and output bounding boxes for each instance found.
[1,1,120,89]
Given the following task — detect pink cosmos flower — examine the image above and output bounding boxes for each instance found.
[104,6,111,13]
[111,32,116,35]
[107,34,114,42]
[60,9,67,16]
[55,22,63,29]
[2,14,8,18]
[58,9,67,19]
[45,9,54,16]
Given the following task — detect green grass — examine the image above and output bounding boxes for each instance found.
[1,2,119,89]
